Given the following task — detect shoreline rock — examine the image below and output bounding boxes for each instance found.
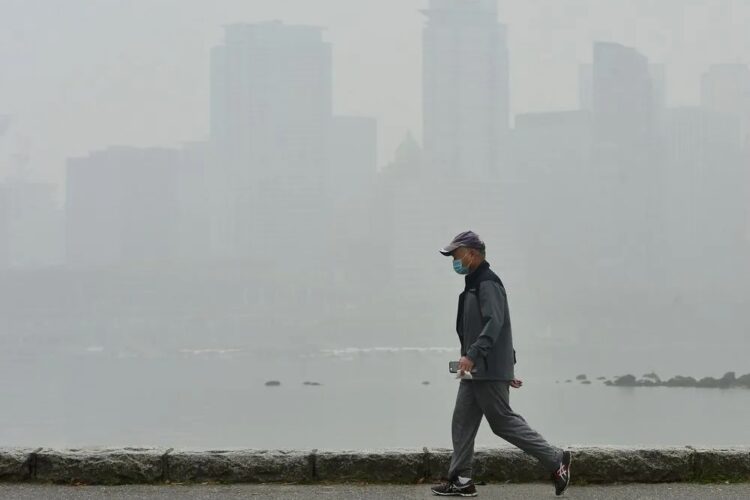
[599,372,750,389]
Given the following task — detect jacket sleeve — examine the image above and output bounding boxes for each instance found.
[465,281,505,363]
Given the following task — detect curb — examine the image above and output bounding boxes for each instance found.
[1,446,748,485]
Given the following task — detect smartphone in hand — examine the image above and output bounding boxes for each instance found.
[449,361,477,374]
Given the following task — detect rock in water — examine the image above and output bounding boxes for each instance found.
[303,381,322,386]
[576,374,587,381]
[696,377,719,388]
[422,381,430,385]
[672,376,690,387]
[736,373,750,388]
[664,376,697,387]
[719,372,736,388]
[613,374,637,387]
[265,380,281,387]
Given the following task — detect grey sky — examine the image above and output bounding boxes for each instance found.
[2,0,750,190]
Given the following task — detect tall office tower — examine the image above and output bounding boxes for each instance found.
[592,42,656,150]
[422,0,510,178]
[591,42,660,282]
[210,22,333,260]
[581,62,665,113]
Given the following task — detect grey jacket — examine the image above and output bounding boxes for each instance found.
[456,260,515,381]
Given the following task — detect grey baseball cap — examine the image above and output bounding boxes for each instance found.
[439,230,485,256]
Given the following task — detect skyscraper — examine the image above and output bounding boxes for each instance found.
[592,42,655,151]
[590,42,660,282]
[422,0,510,178]
[580,62,665,113]
[210,22,333,260]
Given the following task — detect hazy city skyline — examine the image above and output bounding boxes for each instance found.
[3,0,750,189]
[1,1,748,291]
[1,0,750,453]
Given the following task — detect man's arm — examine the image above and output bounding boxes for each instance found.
[465,280,505,364]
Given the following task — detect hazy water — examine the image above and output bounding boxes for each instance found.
[1,347,749,450]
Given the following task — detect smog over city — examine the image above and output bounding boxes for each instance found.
[1,1,749,450]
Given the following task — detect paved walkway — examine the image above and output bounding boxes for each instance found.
[1,483,749,499]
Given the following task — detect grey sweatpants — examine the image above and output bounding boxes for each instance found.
[447,379,563,479]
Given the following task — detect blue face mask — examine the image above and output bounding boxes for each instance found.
[453,254,473,275]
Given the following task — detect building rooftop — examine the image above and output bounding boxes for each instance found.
[222,21,326,45]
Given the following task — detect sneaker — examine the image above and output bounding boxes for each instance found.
[552,450,572,496]
[430,478,478,497]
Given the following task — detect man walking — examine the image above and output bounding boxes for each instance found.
[430,231,571,497]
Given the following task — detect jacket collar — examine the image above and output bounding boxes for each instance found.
[464,260,490,289]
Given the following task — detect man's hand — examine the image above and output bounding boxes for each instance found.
[458,356,474,376]
[510,379,523,389]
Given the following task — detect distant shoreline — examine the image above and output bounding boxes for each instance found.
[569,371,750,389]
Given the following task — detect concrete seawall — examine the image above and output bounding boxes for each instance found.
[1,447,748,485]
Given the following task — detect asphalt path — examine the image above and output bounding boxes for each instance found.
[1,483,749,499]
